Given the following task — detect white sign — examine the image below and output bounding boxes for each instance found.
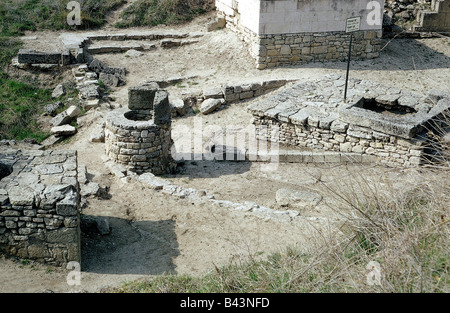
[346,16,361,33]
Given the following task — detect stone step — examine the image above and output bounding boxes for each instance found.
[87,42,145,54]
[173,146,377,165]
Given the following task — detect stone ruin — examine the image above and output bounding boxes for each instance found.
[248,74,450,167]
[0,147,81,266]
[414,0,450,32]
[215,0,385,69]
[105,83,177,175]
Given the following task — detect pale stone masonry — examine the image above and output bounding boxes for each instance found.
[248,75,450,167]
[0,148,81,266]
[215,0,384,68]
[415,0,450,32]
[105,83,177,175]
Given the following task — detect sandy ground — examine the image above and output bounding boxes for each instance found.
[1,12,449,293]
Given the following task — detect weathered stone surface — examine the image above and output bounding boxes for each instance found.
[203,87,224,99]
[66,105,81,118]
[45,227,78,244]
[200,98,224,115]
[138,173,172,190]
[84,99,100,111]
[330,120,349,133]
[51,105,80,127]
[90,125,105,143]
[78,84,100,100]
[44,101,63,117]
[52,84,66,98]
[153,90,171,124]
[88,59,126,77]
[99,72,120,87]
[51,125,77,137]
[18,49,61,65]
[80,182,100,197]
[5,186,35,206]
[276,188,323,210]
[128,83,159,110]
[170,97,187,116]
[125,49,143,58]
[51,112,71,127]
[56,190,78,216]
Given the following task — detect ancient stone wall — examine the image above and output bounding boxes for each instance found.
[253,115,426,167]
[105,83,176,175]
[415,0,450,32]
[248,75,450,167]
[250,30,382,69]
[0,148,81,266]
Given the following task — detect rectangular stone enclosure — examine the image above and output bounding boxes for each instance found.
[0,148,81,266]
[248,75,450,167]
[216,0,384,68]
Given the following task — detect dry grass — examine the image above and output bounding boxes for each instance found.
[116,0,214,28]
[112,166,449,293]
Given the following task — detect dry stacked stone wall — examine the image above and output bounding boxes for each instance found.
[248,75,450,167]
[0,147,81,266]
[250,30,382,69]
[105,83,177,175]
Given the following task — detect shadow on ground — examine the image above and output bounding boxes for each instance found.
[81,215,179,275]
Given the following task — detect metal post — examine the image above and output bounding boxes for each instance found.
[344,33,353,103]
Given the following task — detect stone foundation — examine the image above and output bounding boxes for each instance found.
[253,115,426,167]
[105,83,176,175]
[248,75,450,167]
[249,30,382,69]
[105,109,176,175]
[0,148,81,266]
[414,0,450,32]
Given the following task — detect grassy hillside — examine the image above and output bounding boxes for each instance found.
[116,0,214,28]
[0,0,126,37]
[0,37,77,143]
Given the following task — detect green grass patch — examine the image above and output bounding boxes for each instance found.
[0,75,53,142]
[116,0,213,28]
[0,36,22,68]
[0,0,126,37]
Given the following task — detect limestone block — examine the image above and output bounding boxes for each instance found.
[200,98,225,115]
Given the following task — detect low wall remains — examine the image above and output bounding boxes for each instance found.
[248,75,450,167]
[0,147,81,266]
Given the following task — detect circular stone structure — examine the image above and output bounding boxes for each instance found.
[105,83,176,175]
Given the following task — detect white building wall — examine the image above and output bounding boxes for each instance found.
[259,0,383,34]
[215,0,261,34]
[216,0,384,35]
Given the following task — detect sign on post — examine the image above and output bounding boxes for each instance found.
[344,16,361,103]
[346,16,361,33]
